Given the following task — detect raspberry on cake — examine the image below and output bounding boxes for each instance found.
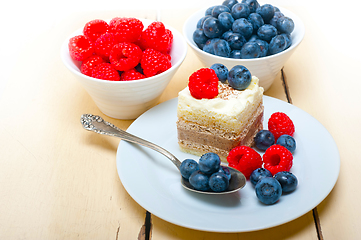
[188,68,219,99]
[176,66,264,162]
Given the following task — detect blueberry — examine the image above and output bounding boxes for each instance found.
[209,172,230,192]
[203,38,219,54]
[268,35,287,55]
[269,11,284,28]
[276,134,296,153]
[210,63,229,83]
[241,0,260,13]
[228,65,252,90]
[255,177,282,205]
[248,13,264,34]
[230,50,242,58]
[231,3,250,19]
[213,39,231,57]
[281,33,292,49]
[221,30,234,40]
[218,12,235,31]
[222,0,239,10]
[198,152,221,175]
[240,41,261,59]
[250,168,273,186]
[256,4,275,23]
[218,166,232,180]
[254,129,275,150]
[248,34,260,41]
[180,159,199,179]
[204,38,232,57]
[277,16,294,34]
[274,171,298,193]
[197,15,212,29]
[257,24,277,42]
[193,28,209,49]
[203,17,224,38]
[211,5,231,18]
[225,32,246,50]
[232,18,253,40]
[254,39,269,57]
[189,170,210,191]
[205,6,216,16]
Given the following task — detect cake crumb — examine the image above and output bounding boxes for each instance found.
[217,82,242,100]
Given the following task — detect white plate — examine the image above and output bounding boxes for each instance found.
[116,96,340,232]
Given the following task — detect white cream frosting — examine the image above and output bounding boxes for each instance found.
[177,76,264,117]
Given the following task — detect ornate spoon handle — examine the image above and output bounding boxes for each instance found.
[80,114,181,170]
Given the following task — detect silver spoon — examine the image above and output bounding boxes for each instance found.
[80,114,246,195]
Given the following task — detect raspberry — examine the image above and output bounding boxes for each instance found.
[91,63,120,81]
[268,112,295,140]
[68,35,94,61]
[109,42,142,71]
[188,68,219,99]
[120,69,145,81]
[164,54,172,62]
[109,17,144,43]
[138,21,173,54]
[263,145,293,175]
[80,55,105,76]
[94,32,118,60]
[140,48,172,77]
[83,19,109,42]
[227,146,262,178]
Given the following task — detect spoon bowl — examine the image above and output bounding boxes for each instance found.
[80,114,246,195]
[181,167,246,194]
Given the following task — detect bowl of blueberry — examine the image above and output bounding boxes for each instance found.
[183,0,305,91]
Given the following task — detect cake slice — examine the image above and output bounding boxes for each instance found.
[176,72,264,162]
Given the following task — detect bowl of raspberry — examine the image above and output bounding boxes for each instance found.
[61,17,187,119]
[183,0,305,91]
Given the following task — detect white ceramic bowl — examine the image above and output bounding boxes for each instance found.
[61,18,187,119]
[183,6,305,91]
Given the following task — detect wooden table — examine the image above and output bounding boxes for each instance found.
[1,1,360,239]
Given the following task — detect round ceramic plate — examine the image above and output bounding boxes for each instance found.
[116,96,340,232]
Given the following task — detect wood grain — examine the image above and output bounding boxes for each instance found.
[0,4,359,240]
